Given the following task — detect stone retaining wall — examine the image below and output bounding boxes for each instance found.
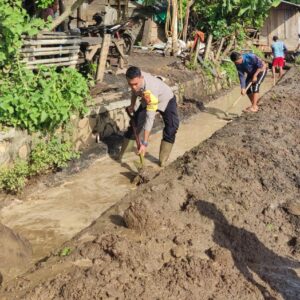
[0,74,228,166]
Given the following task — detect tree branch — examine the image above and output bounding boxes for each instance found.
[49,0,85,31]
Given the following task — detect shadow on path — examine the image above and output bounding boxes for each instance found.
[197,200,300,300]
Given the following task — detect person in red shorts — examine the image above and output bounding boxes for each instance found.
[271,36,287,81]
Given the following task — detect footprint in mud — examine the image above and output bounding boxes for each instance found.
[197,200,300,300]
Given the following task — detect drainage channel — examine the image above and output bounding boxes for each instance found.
[0,76,273,274]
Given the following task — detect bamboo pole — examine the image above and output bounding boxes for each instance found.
[193,39,201,66]
[215,37,225,61]
[172,0,179,56]
[49,0,86,31]
[182,0,195,42]
[204,34,213,61]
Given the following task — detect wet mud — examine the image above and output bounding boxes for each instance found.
[1,68,300,299]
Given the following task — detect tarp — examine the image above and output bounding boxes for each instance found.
[134,0,167,23]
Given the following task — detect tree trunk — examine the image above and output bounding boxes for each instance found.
[182,0,194,42]
[49,0,85,31]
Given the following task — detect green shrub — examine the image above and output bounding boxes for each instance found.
[250,46,265,59]
[221,61,239,83]
[29,138,80,175]
[0,138,80,193]
[0,160,29,193]
[0,66,89,133]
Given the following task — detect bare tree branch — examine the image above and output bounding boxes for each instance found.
[49,0,85,31]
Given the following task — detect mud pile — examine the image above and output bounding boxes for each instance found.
[0,223,32,284]
[2,68,300,299]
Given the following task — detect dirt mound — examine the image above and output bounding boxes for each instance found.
[1,68,300,299]
[0,223,32,284]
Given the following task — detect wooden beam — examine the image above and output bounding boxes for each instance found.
[215,37,225,61]
[21,46,80,53]
[204,34,213,61]
[96,34,111,82]
[23,39,81,46]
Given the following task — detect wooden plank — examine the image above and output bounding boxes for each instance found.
[204,34,213,61]
[81,36,103,45]
[24,55,78,65]
[21,46,80,53]
[23,39,81,46]
[26,61,78,70]
[85,45,101,61]
[193,39,201,66]
[39,31,70,36]
[96,34,111,82]
[26,34,80,40]
[21,50,79,57]
[215,37,225,61]
[142,18,152,46]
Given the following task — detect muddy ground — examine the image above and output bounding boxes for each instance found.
[1,67,300,299]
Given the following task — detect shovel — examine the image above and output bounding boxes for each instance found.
[222,82,253,120]
[125,107,145,170]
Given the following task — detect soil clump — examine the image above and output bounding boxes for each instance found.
[1,68,300,299]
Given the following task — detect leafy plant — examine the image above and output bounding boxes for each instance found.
[0,138,80,193]
[0,0,45,67]
[250,45,265,59]
[35,0,55,9]
[29,138,80,175]
[192,0,281,39]
[59,247,72,256]
[0,66,89,133]
[0,160,29,193]
[221,61,239,83]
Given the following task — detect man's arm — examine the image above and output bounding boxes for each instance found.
[271,45,275,56]
[237,69,247,95]
[128,94,137,113]
[252,56,266,82]
[138,111,155,156]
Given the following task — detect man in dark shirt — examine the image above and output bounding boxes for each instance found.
[230,51,267,113]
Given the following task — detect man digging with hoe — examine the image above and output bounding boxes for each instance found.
[230,51,267,113]
[119,66,179,167]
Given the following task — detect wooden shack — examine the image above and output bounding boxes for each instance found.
[259,0,300,51]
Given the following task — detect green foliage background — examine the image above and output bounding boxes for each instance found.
[192,0,281,38]
[0,0,89,192]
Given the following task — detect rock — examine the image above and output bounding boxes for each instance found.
[18,144,28,160]
[78,117,89,129]
[284,200,300,216]
[170,246,186,258]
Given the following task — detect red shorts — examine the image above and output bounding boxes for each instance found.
[272,57,285,67]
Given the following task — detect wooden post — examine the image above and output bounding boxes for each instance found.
[125,0,129,18]
[96,34,111,82]
[193,39,201,66]
[142,18,152,46]
[215,37,225,61]
[204,34,213,61]
[118,0,121,21]
[172,0,179,56]
[182,0,195,42]
[223,35,235,58]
